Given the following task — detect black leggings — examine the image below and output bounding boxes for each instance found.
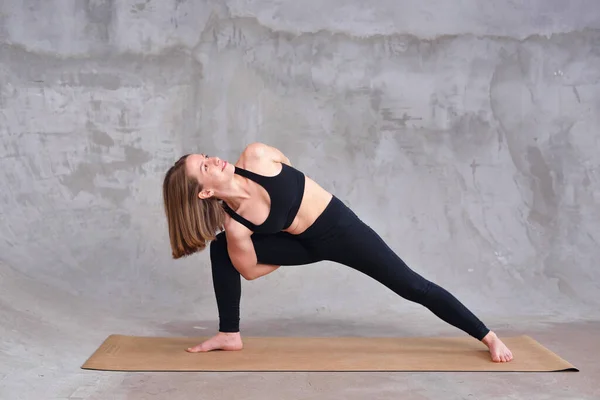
[209,196,490,341]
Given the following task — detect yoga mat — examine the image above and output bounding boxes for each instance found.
[81,335,578,372]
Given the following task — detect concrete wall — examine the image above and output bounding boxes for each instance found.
[1,0,600,341]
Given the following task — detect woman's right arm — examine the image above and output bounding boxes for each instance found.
[226,228,280,280]
[225,226,257,280]
[250,263,280,279]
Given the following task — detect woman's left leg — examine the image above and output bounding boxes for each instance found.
[308,198,491,341]
[326,218,515,362]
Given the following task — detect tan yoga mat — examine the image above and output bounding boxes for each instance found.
[81,334,578,372]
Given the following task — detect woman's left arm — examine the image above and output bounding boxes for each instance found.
[244,142,292,166]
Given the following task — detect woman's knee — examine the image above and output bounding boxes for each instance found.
[365,266,434,302]
[395,278,434,302]
[209,231,228,262]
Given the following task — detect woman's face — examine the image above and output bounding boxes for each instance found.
[185,153,232,199]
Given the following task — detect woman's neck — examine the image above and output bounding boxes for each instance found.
[216,175,251,211]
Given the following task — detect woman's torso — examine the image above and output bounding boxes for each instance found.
[227,154,333,235]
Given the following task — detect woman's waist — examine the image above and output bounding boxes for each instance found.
[292,194,361,243]
[283,177,333,234]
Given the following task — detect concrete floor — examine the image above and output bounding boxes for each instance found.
[112,322,598,400]
[1,317,597,399]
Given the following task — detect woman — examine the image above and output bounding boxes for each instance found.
[162,142,514,363]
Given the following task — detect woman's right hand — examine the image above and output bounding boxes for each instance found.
[186,332,244,352]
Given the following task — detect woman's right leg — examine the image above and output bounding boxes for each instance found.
[187,231,321,352]
[209,231,322,333]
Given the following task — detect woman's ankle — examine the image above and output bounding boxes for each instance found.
[218,331,241,336]
[481,330,497,345]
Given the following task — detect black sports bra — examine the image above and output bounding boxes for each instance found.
[222,163,305,234]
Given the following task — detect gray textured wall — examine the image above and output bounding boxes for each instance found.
[2,0,600,358]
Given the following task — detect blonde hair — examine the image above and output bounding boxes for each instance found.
[162,154,226,259]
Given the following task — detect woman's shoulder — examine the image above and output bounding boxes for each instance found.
[235,143,287,172]
[241,142,277,160]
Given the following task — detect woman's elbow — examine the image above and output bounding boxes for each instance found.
[239,267,259,281]
[242,272,258,281]
[232,259,257,280]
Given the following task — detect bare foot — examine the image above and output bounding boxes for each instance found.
[482,331,513,362]
[186,332,243,353]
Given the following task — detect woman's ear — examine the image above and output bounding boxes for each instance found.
[198,188,214,200]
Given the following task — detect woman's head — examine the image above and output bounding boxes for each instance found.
[162,153,229,259]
